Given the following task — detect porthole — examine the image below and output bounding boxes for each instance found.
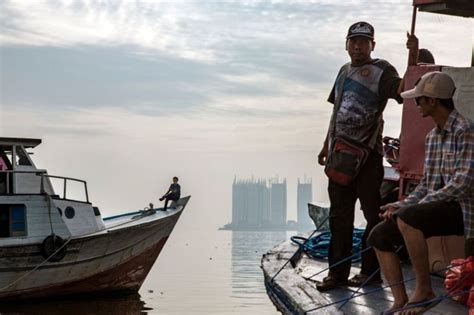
[57,207,63,217]
[65,206,75,219]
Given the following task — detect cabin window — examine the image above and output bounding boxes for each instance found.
[0,204,26,237]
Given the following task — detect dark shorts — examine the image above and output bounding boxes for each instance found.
[166,193,180,200]
[367,200,464,252]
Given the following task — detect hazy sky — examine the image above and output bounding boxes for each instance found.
[0,0,472,225]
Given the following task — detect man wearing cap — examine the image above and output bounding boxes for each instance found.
[317,21,406,291]
[368,71,474,314]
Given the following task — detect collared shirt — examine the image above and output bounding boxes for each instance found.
[395,109,474,238]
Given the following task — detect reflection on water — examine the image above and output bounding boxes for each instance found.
[0,293,149,315]
[231,231,288,308]
[0,230,299,314]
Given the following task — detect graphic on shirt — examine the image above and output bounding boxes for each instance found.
[333,63,384,145]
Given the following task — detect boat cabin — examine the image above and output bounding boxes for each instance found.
[0,137,105,244]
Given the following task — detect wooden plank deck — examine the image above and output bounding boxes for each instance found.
[261,238,468,315]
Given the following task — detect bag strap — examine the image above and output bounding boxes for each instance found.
[329,63,350,141]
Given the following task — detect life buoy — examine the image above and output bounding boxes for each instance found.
[41,234,67,262]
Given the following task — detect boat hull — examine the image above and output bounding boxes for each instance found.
[0,203,186,300]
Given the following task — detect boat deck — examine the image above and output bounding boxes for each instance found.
[103,207,181,230]
[261,237,468,314]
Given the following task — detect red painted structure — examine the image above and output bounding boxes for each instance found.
[397,0,473,197]
[398,65,439,198]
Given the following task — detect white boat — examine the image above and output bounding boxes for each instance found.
[0,137,190,300]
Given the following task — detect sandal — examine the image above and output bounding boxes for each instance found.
[347,274,383,287]
[316,276,347,292]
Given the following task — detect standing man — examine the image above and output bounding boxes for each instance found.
[317,21,405,291]
[159,176,181,211]
[368,72,474,314]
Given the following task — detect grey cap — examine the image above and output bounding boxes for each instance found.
[401,71,456,99]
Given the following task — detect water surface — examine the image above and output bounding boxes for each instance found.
[0,228,296,314]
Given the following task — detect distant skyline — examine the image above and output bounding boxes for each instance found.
[1,1,472,225]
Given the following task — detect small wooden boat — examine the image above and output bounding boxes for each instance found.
[262,2,474,313]
[0,137,190,300]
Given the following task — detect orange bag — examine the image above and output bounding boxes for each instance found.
[445,256,474,306]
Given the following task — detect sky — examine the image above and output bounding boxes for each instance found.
[0,0,472,226]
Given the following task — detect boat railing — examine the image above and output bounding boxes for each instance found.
[39,173,89,203]
[0,170,89,203]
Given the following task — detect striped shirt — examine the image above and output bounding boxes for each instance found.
[395,109,474,238]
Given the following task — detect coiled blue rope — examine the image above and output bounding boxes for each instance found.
[291,228,365,262]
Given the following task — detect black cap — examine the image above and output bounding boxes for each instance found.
[346,21,374,40]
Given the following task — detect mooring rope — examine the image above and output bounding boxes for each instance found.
[304,258,474,314]
[0,237,72,292]
[304,246,374,281]
[271,215,329,282]
[337,246,405,311]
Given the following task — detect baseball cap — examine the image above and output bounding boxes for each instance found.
[346,22,374,40]
[401,71,456,99]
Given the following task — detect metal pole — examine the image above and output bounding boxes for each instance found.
[408,5,418,66]
[63,178,67,199]
[6,173,9,195]
[410,5,417,36]
[40,174,44,194]
[84,183,89,203]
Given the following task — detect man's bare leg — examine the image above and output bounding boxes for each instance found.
[397,218,436,304]
[375,248,408,312]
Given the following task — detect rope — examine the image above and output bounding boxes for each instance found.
[304,258,474,314]
[271,215,329,282]
[337,246,404,311]
[291,228,365,261]
[0,237,72,292]
[304,246,373,281]
[389,259,474,314]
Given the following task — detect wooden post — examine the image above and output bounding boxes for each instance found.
[408,5,418,66]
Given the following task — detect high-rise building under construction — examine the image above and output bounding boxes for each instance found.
[231,176,286,228]
[297,178,313,227]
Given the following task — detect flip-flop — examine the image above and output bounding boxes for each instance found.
[399,297,441,315]
[380,304,407,315]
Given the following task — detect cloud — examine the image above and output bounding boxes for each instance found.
[0,45,218,111]
[1,1,471,126]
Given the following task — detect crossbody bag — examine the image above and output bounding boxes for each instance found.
[324,65,381,186]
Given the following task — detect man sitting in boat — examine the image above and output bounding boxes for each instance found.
[368,72,474,314]
[159,176,181,211]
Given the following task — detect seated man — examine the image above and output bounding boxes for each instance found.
[368,71,474,314]
[159,176,181,211]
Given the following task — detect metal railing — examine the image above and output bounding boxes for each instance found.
[0,170,89,203]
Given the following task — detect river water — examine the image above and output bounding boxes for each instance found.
[0,220,298,314]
